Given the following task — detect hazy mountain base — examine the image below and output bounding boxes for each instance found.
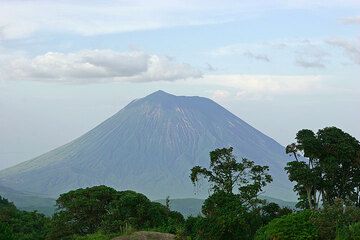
[0,184,296,217]
[0,91,296,201]
[0,184,55,215]
[156,196,297,217]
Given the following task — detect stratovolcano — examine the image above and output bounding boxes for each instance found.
[0,90,295,200]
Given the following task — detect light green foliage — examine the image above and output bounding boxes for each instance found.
[255,210,318,240]
[256,200,360,240]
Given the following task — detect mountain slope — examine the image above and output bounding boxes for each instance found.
[0,90,295,200]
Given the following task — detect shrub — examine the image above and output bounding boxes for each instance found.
[255,210,318,240]
[336,222,360,240]
[311,200,360,240]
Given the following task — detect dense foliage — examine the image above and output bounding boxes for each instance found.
[191,147,272,206]
[0,196,50,240]
[48,186,184,239]
[186,147,289,240]
[256,200,360,240]
[285,127,360,209]
[255,210,318,240]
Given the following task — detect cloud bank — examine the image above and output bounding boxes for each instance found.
[0,50,202,83]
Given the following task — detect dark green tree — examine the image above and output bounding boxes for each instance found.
[311,199,360,240]
[49,185,118,239]
[190,147,272,206]
[0,222,14,240]
[260,202,292,225]
[189,147,274,240]
[49,186,184,239]
[0,196,50,240]
[285,127,360,208]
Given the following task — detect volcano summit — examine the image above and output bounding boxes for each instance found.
[0,91,295,200]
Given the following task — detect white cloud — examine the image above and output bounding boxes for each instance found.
[295,59,325,69]
[293,40,329,69]
[211,90,231,100]
[0,50,202,83]
[243,51,270,62]
[1,0,359,40]
[326,38,360,65]
[341,16,360,25]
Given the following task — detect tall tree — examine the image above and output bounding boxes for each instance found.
[188,147,274,240]
[190,147,272,206]
[285,127,360,208]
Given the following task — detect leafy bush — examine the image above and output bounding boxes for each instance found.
[49,186,185,239]
[184,192,264,240]
[0,195,50,240]
[312,200,360,240]
[255,210,318,240]
[0,222,15,240]
[336,222,360,240]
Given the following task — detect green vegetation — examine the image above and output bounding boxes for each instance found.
[0,196,50,240]
[0,184,56,215]
[48,186,184,239]
[285,127,360,209]
[1,126,359,240]
[255,210,318,240]
[183,147,291,240]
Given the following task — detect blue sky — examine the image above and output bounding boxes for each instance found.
[0,0,359,169]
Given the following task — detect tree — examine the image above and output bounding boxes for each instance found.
[260,202,292,225]
[190,147,272,206]
[49,186,185,238]
[285,127,360,208]
[49,185,118,238]
[0,195,50,240]
[188,147,274,240]
[311,199,360,240]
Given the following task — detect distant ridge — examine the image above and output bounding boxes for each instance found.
[0,90,295,201]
